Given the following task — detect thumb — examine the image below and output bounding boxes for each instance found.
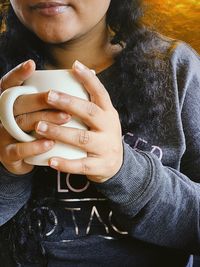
[0,59,36,92]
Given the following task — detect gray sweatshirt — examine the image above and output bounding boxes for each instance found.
[0,35,200,266]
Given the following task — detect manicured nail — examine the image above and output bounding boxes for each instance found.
[91,69,96,75]
[48,90,59,102]
[37,121,48,132]
[59,112,70,120]
[44,140,54,148]
[22,59,32,69]
[49,158,59,168]
[73,60,86,72]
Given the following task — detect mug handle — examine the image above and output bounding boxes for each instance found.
[0,86,38,142]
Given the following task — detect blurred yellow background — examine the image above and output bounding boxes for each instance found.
[144,0,200,52]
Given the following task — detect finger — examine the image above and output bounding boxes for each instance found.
[16,111,71,132]
[4,139,55,162]
[14,91,52,116]
[72,60,112,110]
[46,90,103,129]
[49,156,104,178]
[35,121,99,153]
[0,59,36,91]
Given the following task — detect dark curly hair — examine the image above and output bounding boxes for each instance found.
[0,0,172,265]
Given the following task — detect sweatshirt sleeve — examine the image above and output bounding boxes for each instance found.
[0,165,33,225]
[95,42,200,254]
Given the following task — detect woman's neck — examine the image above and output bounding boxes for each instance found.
[45,20,121,73]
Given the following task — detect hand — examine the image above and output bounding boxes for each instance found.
[35,61,123,183]
[0,60,70,175]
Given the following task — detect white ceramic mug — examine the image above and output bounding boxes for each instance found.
[0,70,89,166]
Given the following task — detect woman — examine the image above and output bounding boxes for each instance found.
[0,0,199,266]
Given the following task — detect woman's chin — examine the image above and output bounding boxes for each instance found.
[35,33,72,44]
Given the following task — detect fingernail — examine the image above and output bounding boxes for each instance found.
[22,59,32,69]
[37,121,48,132]
[49,158,59,168]
[48,90,59,102]
[59,112,70,120]
[44,140,54,148]
[91,69,96,75]
[73,60,86,72]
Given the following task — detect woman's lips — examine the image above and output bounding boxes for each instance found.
[30,2,70,16]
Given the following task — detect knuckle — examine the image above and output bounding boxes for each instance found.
[7,143,23,160]
[81,158,90,175]
[86,102,98,117]
[98,84,109,98]
[15,144,25,159]
[78,130,90,145]
[15,114,28,130]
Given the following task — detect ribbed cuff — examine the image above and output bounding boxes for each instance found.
[94,142,157,216]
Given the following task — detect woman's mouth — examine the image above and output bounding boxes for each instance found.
[30,2,71,16]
